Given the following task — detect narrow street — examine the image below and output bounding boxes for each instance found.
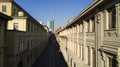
[32,34,68,67]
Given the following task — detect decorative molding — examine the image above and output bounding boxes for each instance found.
[104,30,118,37]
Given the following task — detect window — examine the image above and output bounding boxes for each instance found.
[31,40,32,47]
[31,26,33,32]
[82,44,84,60]
[80,24,83,33]
[21,40,24,51]
[27,24,30,32]
[92,48,96,67]
[18,40,24,53]
[0,23,1,31]
[86,20,89,32]
[74,63,76,67]
[18,40,20,53]
[88,46,90,65]
[31,52,32,60]
[91,17,95,32]
[13,9,18,16]
[27,40,29,48]
[108,6,116,29]
[2,5,6,12]
[107,56,117,67]
[13,23,18,30]
[70,59,72,67]
[27,55,29,63]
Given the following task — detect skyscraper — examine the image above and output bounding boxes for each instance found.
[48,20,54,32]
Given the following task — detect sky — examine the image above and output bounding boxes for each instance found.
[14,0,93,30]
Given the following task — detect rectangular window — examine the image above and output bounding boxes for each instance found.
[31,52,32,60]
[27,55,29,63]
[13,23,18,30]
[2,5,6,12]
[107,56,117,67]
[28,24,30,32]
[91,17,95,32]
[92,48,96,67]
[31,40,32,47]
[82,44,84,60]
[88,46,90,65]
[86,20,89,32]
[74,63,76,67]
[18,40,20,53]
[27,40,29,48]
[13,9,18,16]
[108,57,112,67]
[108,6,116,29]
[70,59,72,67]
[31,26,33,32]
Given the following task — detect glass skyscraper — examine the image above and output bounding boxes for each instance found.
[48,20,54,32]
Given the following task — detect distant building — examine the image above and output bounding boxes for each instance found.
[47,20,54,32]
[39,21,44,25]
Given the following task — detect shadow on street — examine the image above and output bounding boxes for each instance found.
[32,33,68,67]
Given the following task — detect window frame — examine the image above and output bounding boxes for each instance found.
[108,6,116,29]
[2,5,7,12]
[13,23,18,30]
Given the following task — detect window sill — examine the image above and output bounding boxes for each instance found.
[105,28,117,31]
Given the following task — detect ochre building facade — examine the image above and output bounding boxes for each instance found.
[0,0,47,67]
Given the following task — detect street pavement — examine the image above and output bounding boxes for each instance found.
[32,34,68,67]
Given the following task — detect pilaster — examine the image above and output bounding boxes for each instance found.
[83,21,88,64]
[0,22,4,67]
[117,48,120,67]
[103,10,109,30]
[89,19,92,32]
[95,11,103,67]
[80,24,82,33]
[116,3,120,35]
[80,45,83,60]
[0,23,4,47]
[90,47,93,67]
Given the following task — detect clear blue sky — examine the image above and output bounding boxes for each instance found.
[14,0,93,30]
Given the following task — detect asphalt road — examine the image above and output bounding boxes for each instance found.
[32,34,68,67]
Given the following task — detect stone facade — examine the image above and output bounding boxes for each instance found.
[56,0,120,67]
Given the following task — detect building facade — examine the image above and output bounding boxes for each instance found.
[0,13,12,67]
[56,0,120,67]
[48,20,54,32]
[0,0,47,67]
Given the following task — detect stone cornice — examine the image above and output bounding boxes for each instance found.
[66,0,104,28]
[0,12,12,20]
